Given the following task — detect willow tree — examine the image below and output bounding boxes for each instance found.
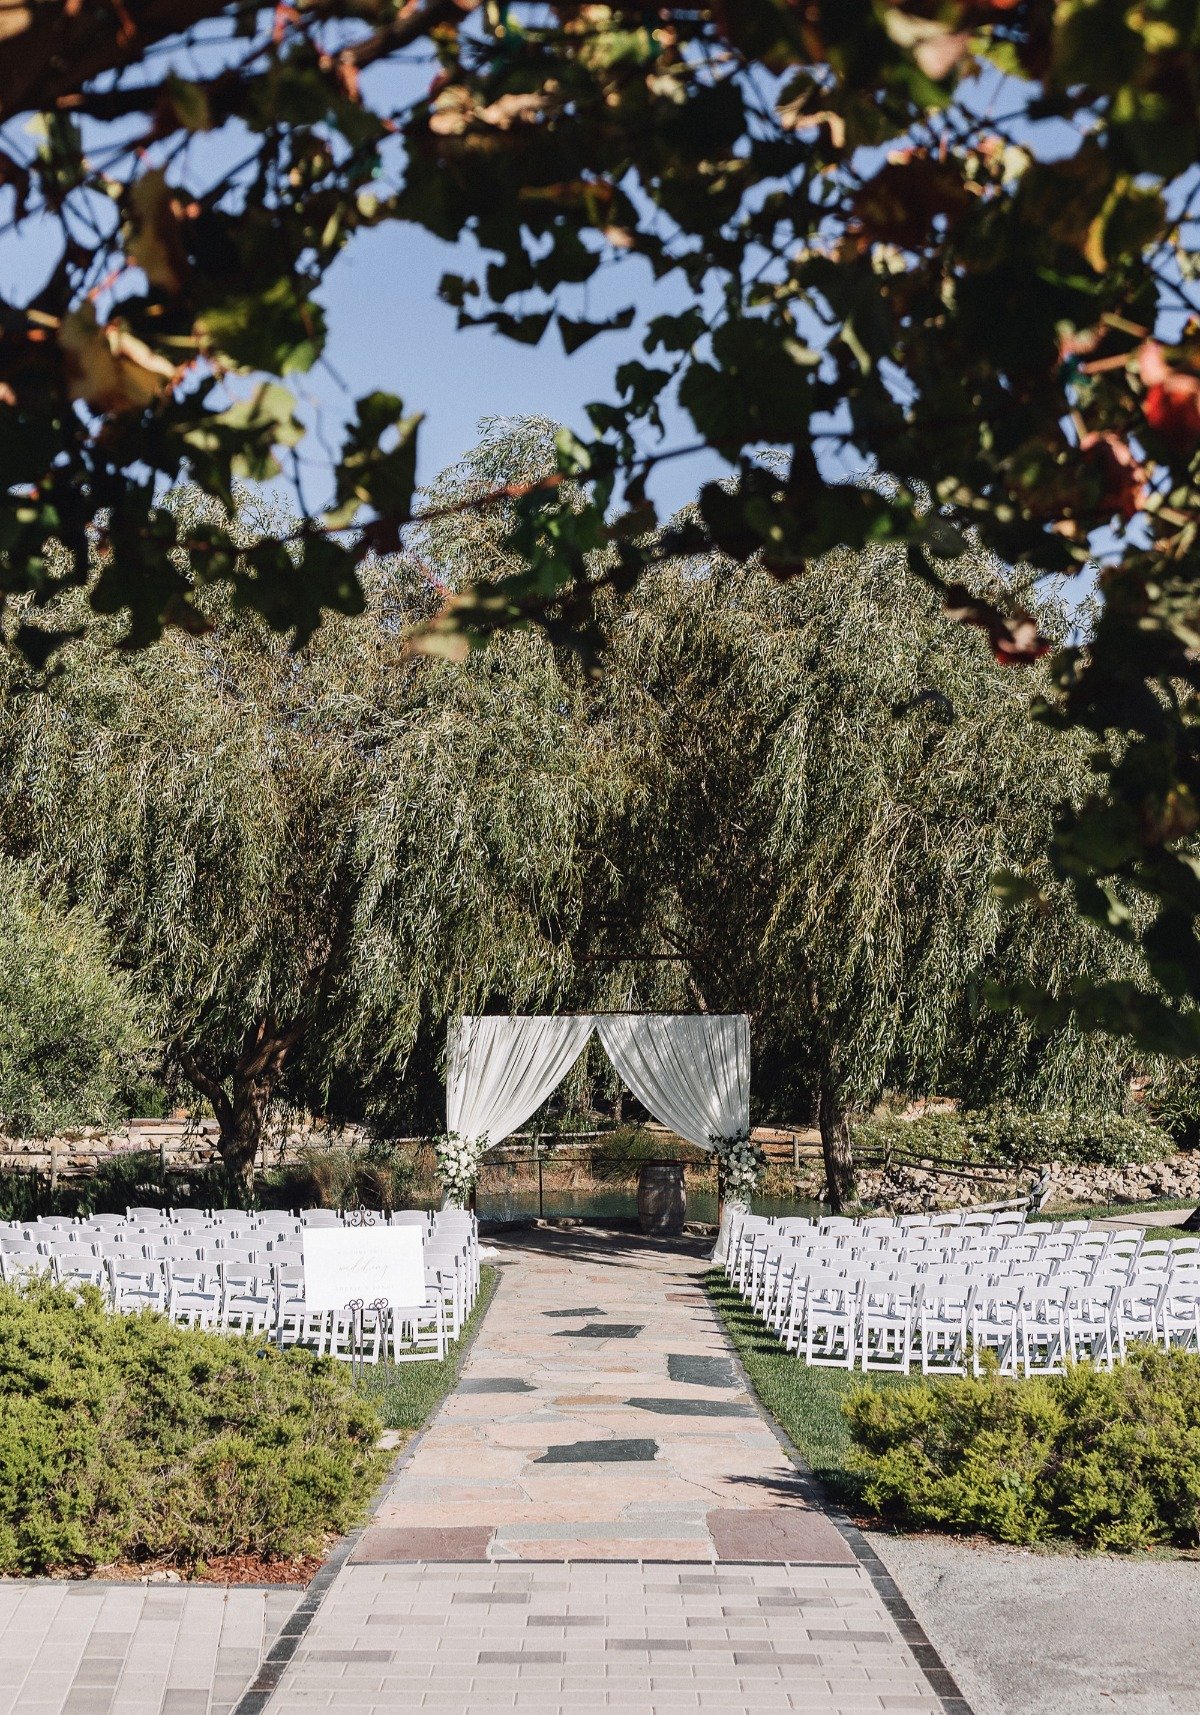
[382,423,1144,1209]
[584,550,1140,1210]
[0,526,625,1181]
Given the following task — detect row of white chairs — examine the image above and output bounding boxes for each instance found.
[0,1206,479,1364]
[725,1210,1200,1376]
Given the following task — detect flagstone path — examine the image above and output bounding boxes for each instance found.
[246,1226,972,1715]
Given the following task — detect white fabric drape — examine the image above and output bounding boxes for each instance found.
[594,1014,750,1149]
[446,1015,595,1149]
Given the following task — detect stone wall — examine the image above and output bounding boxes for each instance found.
[0,1117,353,1183]
[1049,1152,1200,1207]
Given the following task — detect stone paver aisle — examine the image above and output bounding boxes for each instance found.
[256,1227,971,1715]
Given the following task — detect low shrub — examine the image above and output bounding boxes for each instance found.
[0,1151,268,1222]
[289,1139,418,1212]
[843,1345,1200,1550]
[853,1107,1173,1169]
[1143,1064,1200,1151]
[586,1126,706,1181]
[0,1278,387,1574]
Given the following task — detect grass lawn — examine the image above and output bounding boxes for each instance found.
[1030,1198,1196,1244]
[356,1263,498,1437]
[705,1269,910,1497]
[1032,1195,1197,1222]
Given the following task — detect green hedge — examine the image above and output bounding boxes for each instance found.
[0,1279,387,1574]
[852,1107,1173,1169]
[843,1346,1200,1551]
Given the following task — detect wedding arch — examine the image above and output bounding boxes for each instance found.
[443,1013,752,1253]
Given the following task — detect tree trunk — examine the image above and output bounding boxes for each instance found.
[176,1018,299,1193]
[818,1086,857,1214]
[219,1075,275,1188]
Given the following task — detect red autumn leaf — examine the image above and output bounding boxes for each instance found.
[1139,341,1200,450]
[852,154,972,249]
[272,2,299,45]
[1079,430,1146,522]
[941,583,1052,665]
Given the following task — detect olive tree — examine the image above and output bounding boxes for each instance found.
[0,856,150,1138]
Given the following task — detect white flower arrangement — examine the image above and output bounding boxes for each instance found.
[434,1130,488,1205]
[710,1130,764,1203]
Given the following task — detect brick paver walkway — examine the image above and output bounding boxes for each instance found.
[249,1227,970,1715]
[0,1582,297,1715]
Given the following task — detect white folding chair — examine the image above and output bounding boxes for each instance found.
[106,1258,167,1313]
[1019,1287,1069,1375]
[859,1272,920,1374]
[803,1271,859,1368]
[730,1216,772,1289]
[1067,1281,1118,1367]
[53,1253,107,1292]
[969,1283,1021,1376]
[0,1242,51,1283]
[388,1291,448,1362]
[274,1263,313,1348]
[920,1277,973,1375]
[101,1239,153,1262]
[166,1261,222,1327]
[426,1247,465,1338]
[753,1242,791,1319]
[219,1262,273,1332]
[1115,1281,1167,1358]
[817,1217,857,1241]
[1159,1273,1200,1352]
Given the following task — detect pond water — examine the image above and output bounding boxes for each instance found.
[476,1184,826,1225]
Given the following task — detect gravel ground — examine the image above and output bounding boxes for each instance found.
[868,1530,1200,1715]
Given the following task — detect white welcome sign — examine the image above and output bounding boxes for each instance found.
[302,1225,425,1313]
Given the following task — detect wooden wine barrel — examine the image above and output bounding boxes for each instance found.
[637,1161,686,1236]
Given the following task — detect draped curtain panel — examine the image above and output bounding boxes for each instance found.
[594,1014,750,1148]
[446,1014,595,1149]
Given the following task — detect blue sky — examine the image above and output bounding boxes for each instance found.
[302,218,728,515]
